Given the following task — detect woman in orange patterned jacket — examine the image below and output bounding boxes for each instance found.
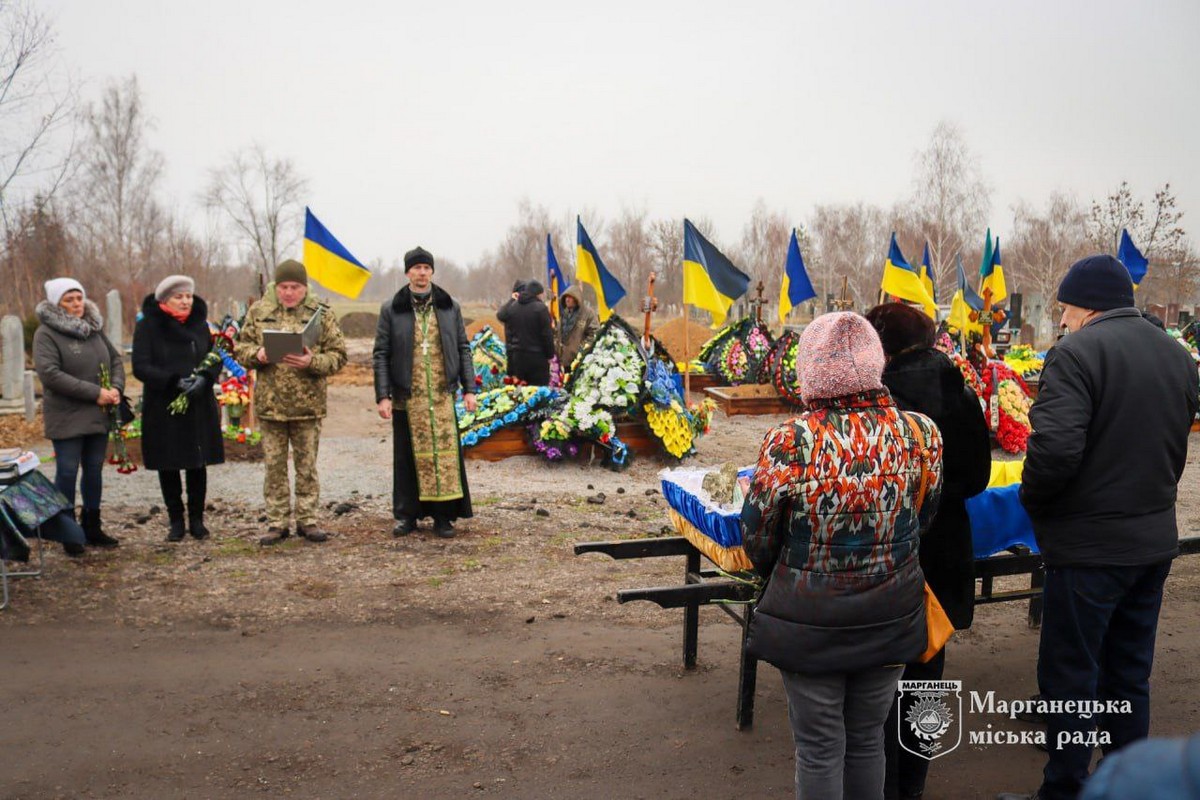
[741,311,943,800]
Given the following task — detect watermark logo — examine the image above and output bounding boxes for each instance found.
[898,680,962,760]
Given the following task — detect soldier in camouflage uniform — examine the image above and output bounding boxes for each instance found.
[235,259,348,544]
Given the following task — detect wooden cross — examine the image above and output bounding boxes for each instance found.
[748,280,768,323]
[832,276,854,311]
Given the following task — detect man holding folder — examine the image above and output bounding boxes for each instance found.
[235,259,348,545]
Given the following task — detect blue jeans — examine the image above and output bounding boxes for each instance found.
[1038,561,1172,800]
[51,433,108,511]
[781,665,904,800]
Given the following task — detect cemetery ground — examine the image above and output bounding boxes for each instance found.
[5,356,1200,798]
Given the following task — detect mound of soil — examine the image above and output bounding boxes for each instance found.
[466,315,504,341]
[653,316,713,362]
[338,312,379,338]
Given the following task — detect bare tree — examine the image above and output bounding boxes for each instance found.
[809,202,888,310]
[1008,192,1091,339]
[0,1,77,237]
[1088,181,1191,305]
[910,121,991,301]
[735,199,791,296]
[4,193,70,317]
[606,204,652,302]
[204,142,308,292]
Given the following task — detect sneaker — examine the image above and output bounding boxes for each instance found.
[392,518,418,537]
[433,519,455,539]
[1013,694,1047,724]
[297,524,328,543]
[259,526,290,546]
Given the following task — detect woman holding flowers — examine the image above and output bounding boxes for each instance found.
[741,312,943,800]
[33,277,125,551]
[132,275,224,542]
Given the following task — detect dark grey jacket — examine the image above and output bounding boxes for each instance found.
[373,285,475,403]
[1021,307,1200,567]
[33,299,125,440]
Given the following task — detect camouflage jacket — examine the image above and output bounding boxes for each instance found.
[234,287,348,420]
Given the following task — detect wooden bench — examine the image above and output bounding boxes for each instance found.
[576,535,1200,730]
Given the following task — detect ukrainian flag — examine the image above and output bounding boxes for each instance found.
[575,217,625,321]
[779,228,816,324]
[979,228,1007,305]
[683,219,750,328]
[880,233,936,318]
[947,254,984,335]
[303,208,370,299]
[547,234,568,321]
[1117,228,1148,287]
[919,242,937,303]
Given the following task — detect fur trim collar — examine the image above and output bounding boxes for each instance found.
[36,299,104,339]
[392,283,453,313]
[141,293,209,328]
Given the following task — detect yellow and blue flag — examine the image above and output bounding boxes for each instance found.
[575,217,625,321]
[547,234,568,322]
[779,228,816,324]
[683,218,751,328]
[1117,228,1148,287]
[919,242,937,303]
[303,208,370,299]
[880,233,936,318]
[979,228,1007,305]
[947,254,984,335]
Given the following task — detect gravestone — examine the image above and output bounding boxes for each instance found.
[0,315,25,412]
[105,289,123,348]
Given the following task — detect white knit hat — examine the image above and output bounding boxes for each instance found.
[155,274,195,302]
[44,278,85,306]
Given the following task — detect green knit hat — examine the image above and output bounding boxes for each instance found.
[274,259,307,285]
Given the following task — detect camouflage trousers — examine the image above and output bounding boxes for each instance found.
[259,418,322,528]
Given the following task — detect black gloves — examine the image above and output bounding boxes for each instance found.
[177,375,208,399]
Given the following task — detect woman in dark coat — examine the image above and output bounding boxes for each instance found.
[742,312,944,800]
[866,303,992,800]
[132,275,224,542]
[32,277,125,552]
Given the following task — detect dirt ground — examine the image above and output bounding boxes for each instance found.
[5,345,1200,799]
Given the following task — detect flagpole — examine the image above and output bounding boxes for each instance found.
[683,265,691,401]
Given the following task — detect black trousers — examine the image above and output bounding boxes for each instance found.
[506,350,550,385]
[157,468,207,518]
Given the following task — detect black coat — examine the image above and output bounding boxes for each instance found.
[497,292,554,357]
[1021,308,1199,567]
[132,295,225,471]
[882,348,991,629]
[373,285,475,403]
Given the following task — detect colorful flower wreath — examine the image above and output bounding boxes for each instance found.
[980,360,1032,454]
[469,326,508,392]
[457,385,558,447]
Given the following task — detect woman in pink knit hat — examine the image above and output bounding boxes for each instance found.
[741,311,945,800]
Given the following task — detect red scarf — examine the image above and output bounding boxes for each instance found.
[159,303,190,324]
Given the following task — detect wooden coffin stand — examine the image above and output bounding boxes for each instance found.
[464,421,663,462]
[703,383,798,416]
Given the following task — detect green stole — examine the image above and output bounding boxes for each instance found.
[407,302,464,501]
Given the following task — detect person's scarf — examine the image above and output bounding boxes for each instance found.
[159,303,190,324]
[560,306,580,340]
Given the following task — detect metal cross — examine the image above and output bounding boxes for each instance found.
[421,339,430,356]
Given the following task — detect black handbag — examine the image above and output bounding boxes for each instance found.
[117,394,135,425]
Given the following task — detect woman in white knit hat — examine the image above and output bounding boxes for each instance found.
[132,275,224,542]
[32,278,124,551]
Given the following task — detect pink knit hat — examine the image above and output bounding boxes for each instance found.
[797,312,886,401]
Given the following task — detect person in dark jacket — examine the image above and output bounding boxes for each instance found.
[374,247,476,538]
[132,275,225,542]
[998,255,1200,800]
[32,277,124,551]
[496,279,554,385]
[741,311,944,800]
[867,303,992,800]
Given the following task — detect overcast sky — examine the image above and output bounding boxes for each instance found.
[42,0,1200,270]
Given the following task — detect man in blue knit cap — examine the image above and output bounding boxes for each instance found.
[998,255,1199,800]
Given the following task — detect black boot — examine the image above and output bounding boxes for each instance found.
[188,512,210,540]
[81,509,119,548]
[62,541,86,557]
[166,510,186,542]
